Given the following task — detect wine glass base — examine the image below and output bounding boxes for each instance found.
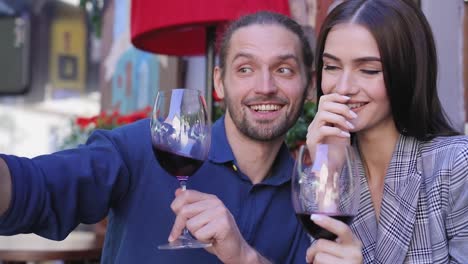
[158,238,212,250]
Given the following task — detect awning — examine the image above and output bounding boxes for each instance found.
[130,0,290,56]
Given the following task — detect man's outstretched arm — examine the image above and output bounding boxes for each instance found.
[0,158,12,216]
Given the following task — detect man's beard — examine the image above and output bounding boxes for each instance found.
[224,91,305,142]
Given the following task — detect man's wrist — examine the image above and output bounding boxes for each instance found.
[239,244,271,264]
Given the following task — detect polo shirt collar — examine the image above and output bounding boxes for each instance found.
[209,115,235,163]
[208,115,294,186]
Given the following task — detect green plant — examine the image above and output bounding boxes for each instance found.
[80,0,104,38]
[285,101,317,150]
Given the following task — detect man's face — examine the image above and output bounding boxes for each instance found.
[215,24,308,141]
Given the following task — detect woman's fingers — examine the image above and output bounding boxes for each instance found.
[318,93,350,105]
[306,239,342,261]
[311,214,355,244]
[320,101,357,122]
[307,252,343,264]
[305,216,363,263]
[319,93,357,118]
[318,111,354,131]
[306,92,356,157]
[306,239,362,263]
[307,126,349,146]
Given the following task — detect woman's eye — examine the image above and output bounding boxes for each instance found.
[323,65,339,71]
[361,69,381,75]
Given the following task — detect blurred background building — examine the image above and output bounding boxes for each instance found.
[0,0,466,158]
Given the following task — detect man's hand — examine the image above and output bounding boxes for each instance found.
[305,214,362,264]
[0,158,12,216]
[169,189,270,264]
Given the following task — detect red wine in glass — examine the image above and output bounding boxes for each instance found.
[291,144,360,241]
[296,213,355,240]
[153,146,204,178]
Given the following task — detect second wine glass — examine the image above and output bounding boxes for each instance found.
[292,144,360,240]
[151,88,211,250]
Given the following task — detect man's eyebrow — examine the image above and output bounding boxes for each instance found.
[231,53,300,64]
[231,52,254,62]
[323,52,381,63]
[277,54,300,64]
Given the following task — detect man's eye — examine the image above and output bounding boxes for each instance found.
[277,67,293,75]
[239,67,253,73]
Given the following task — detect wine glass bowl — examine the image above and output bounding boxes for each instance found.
[292,144,360,240]
[151,89,211,249]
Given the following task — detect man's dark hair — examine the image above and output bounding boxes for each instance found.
[315,0,459,140]
[218,11,314,87]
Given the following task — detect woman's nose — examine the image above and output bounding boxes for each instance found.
[335,71,357,95]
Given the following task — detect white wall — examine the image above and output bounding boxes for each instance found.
[0,93,99,157]
[421,0,465,131]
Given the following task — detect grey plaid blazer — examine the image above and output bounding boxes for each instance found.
[350,135,468,264]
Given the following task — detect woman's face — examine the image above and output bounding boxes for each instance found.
[320,23,394,134]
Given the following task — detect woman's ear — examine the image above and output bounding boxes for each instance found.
[213,66,225,100]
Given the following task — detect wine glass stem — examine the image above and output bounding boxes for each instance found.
[177,176,188,191]
[178,178,191,238]
[180,181,187,191]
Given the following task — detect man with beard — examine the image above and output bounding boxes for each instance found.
[0,11,313,263]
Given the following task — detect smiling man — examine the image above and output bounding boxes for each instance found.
[213,21,311,184]
[0,11,314,263]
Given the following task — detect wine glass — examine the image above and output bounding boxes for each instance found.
[151,88,211,250]
[292,143,360,240]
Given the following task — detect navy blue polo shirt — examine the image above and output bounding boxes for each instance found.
[0,116,309,263]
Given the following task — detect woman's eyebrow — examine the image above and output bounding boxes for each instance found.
[323,53,381,63]
[322,53,340,61]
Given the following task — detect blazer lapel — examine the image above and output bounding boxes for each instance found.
[351,170,378,263]
[374,136,422,263]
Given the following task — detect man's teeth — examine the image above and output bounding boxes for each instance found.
[250,104,281,111]
[347,103,366,109]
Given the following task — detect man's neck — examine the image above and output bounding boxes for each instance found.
[224,117,284,185]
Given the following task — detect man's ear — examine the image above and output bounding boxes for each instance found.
[306,70,317,102]
[213,66,225,100]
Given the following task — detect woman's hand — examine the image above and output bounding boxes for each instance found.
[306,93,356,152]
[306,214,362,264]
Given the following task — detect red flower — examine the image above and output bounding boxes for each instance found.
[118,107,151,125]
[75,107,151,130]
[63,107,151,150]
[76,117,95,129]
[116,115,132,125]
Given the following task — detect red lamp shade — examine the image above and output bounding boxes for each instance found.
[131,0,290,56]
